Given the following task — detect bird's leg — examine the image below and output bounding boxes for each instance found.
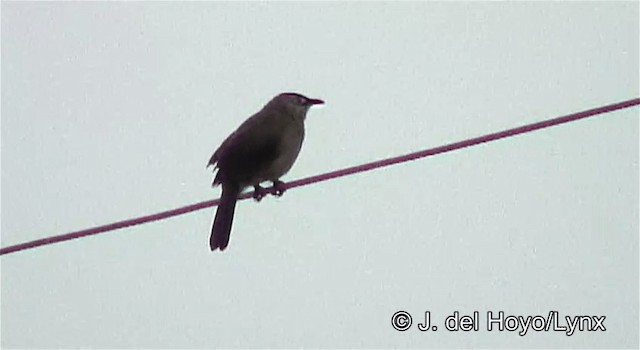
[253,184,268,202]
[273,180,287,197]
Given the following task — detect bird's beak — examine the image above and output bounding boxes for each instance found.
[307,98,324,105]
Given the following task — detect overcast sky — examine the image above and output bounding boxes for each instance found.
[1,2,638,349]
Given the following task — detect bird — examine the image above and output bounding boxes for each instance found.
[207,92,324,251]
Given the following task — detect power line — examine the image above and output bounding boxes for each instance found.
[1,97,638,256]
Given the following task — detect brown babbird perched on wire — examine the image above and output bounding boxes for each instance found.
[207,92,324,251]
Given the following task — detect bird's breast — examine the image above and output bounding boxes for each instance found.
[261,121,305,182]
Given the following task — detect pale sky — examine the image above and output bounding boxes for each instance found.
[1,2,638,349]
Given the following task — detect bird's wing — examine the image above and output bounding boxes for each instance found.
[210,111,283,185]
[207,110,273,168]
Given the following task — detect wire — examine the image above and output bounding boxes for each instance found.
[1,98,638,256]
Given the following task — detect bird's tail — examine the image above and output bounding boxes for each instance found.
[210,182,240,251]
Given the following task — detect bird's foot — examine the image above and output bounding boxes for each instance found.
[273,180,287,197]
[253,185,268,202]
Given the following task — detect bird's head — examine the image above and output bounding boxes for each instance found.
[269,92,324,118]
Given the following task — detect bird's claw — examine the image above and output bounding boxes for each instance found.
[273,180,286,197]
[253,181,287,201]
[253,185,268,202]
